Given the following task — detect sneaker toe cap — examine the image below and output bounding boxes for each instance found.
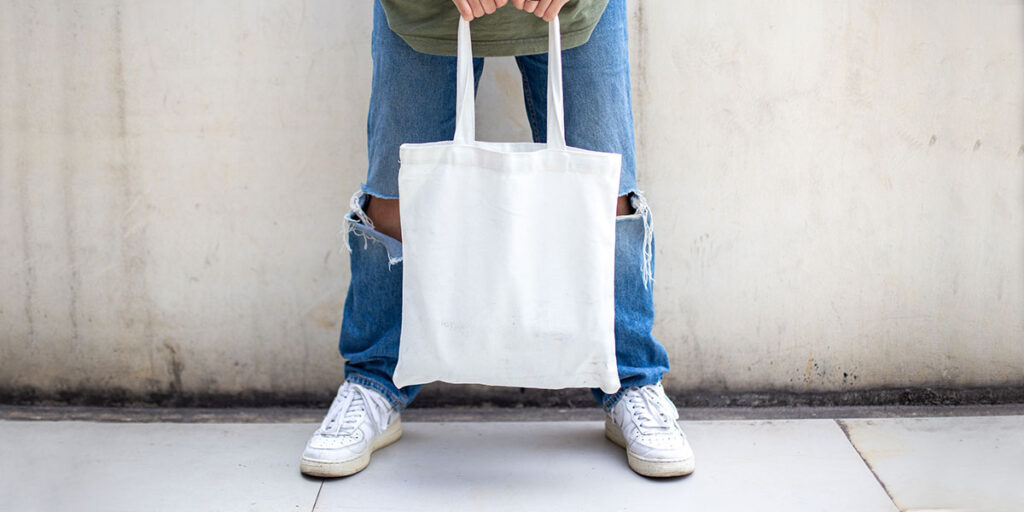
[302,442,364,462]
[309,429,364,448]
[629,435,694,461]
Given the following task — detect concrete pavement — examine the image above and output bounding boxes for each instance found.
[0,407,1021,511]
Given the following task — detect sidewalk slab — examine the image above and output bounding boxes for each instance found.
[0,421,321,512]
[314,419,896,511]
[23,416,1011,511]
[840,416,1024,512]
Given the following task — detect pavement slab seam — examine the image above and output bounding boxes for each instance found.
[836,418,902,511]
[840,416,1024,511]
[311,481,324,512]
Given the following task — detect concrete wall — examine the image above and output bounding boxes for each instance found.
[2,0,1022,405]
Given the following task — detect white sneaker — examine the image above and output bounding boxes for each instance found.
[300,379,402,477]
[605,382,696,477]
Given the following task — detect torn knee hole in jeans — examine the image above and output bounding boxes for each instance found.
[342,189,650,281]
[340,189,403,267]
[618,190,655,290]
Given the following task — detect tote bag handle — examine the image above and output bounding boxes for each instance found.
[453,16,567,150]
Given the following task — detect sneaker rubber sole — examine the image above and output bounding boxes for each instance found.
[299,417,403,478]
[604,417,696,478]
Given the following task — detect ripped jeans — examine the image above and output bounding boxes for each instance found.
[338,0,669,411]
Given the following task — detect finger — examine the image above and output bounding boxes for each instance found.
[480,0,497,14]
[495,0,509,9]
[453,0,474,20]
[524,0,541,13]
[541,0,568,21]
[532,0,553,17]
[510,0,524,8]
[467,0,485,17]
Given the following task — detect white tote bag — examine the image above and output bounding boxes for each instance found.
[392,17,621,394]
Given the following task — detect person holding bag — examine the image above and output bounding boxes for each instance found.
[300,0,695,479]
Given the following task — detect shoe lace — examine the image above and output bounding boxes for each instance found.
[623,384,679,432]
[318,381,391,436]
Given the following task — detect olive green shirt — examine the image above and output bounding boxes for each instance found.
[379,0,611,57]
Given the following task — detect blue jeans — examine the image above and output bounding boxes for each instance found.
[339,0,669,411]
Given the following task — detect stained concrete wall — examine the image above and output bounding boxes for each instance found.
[1,0,1022,405]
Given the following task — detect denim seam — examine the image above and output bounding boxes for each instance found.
[602,388,627,411]
[345,373,405,410]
